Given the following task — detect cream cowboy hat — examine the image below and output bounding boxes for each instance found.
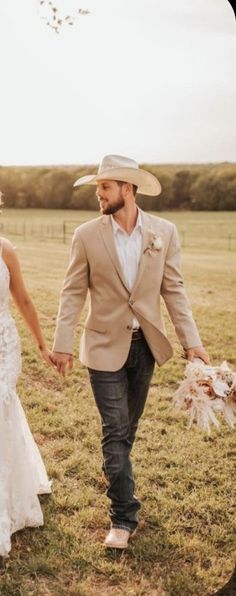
[73,155,161,196]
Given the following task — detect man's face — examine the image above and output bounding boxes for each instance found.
[96,180,125,215]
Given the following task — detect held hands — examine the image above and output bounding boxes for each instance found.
[38,345,73,375]
[185,346,210,364]
[50,351,74,376]
[38,345,54,367]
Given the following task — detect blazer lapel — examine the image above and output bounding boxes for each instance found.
[99,216,130,292]
[132,212,157,294]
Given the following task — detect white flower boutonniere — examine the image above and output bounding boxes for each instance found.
[144,233,163,254]
[151,237,162,250]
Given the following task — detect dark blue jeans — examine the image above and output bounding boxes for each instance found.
[88,332,155,532]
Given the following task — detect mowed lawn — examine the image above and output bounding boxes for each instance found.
[0,209,236,596]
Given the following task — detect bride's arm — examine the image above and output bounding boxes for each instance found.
[2,239,52,365]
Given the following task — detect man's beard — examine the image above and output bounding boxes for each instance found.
[99,195,125,215]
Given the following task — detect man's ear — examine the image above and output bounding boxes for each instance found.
[124,182,133,196]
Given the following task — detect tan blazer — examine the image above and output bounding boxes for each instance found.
[53,211,202,370]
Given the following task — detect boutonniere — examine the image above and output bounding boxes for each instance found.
[144,232,163,254]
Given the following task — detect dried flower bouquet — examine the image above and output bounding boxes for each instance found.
[173,359,236,433]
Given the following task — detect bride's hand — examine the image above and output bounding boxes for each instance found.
[39,346,54,366]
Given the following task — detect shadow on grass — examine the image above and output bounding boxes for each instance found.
[0,496,233,596]
[213,564,236,596]
[104,519,208,596]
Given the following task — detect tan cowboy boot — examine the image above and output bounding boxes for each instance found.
[103,527,136,549]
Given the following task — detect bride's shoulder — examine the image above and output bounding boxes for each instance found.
[0,236,14,250]
[0,238,17,266]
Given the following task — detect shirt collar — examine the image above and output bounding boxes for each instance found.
[111,208,143,235]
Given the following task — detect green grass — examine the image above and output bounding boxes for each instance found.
[0,210,236,596]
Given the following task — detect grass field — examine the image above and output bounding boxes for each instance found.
[1,209,236,252]
[0,210,236,596]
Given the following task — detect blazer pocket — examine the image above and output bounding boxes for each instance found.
[147,251,163,259]
[83,321,106,333]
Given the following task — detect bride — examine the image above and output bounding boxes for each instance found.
[0,193,52,557]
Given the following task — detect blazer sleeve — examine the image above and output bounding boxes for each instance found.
[160,224,202,349]
[53,229,89,353]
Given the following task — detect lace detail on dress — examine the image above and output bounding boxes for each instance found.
[0,313,21,404]
[0,253,51,557]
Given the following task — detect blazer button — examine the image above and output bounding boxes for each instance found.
[126,325,132,330]
[129,300,134,305]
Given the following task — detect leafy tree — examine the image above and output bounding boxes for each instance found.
[189,168,236,211]
[1,163,235,210]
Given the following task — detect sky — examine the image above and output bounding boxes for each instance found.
[0,0,235,166]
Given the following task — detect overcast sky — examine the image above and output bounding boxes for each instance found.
[0,0,235,165]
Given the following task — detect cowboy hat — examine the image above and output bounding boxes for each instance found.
[73,155,161,196]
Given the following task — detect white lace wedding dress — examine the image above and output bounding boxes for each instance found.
[0,248,51,557]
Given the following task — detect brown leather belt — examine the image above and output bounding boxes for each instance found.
[131,328,143,341]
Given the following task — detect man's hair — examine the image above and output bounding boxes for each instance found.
[116,180,138,197]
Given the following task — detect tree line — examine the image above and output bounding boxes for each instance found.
[0,162,235,211]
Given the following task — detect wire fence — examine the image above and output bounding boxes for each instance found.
[0,219,235,251]
[0,220,81,244]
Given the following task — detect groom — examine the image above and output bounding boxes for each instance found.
[52,154,209,549]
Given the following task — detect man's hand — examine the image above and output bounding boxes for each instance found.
[185,346,210,364]
[50,351,74,376]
